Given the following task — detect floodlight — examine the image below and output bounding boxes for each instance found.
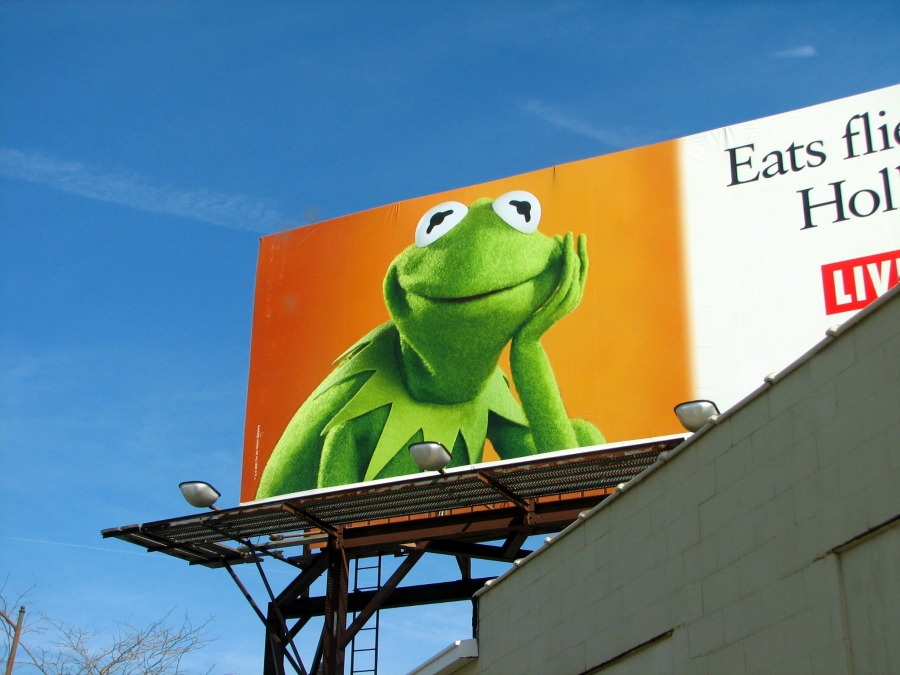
[179,481,221,509]
[674,400,720,433]
[408,442,452,472]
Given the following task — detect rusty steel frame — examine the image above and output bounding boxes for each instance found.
[101,436,685,675]
[259,497,605,674]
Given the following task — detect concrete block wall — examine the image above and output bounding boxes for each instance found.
[458,288,900,675]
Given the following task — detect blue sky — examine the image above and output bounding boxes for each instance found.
[1,2,897,673]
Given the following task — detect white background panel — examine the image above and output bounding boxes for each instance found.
[680,84,900,410]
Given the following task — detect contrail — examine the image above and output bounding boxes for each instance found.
[12,537,156,557]
[774,46,817,58]
[0,148,286,233]
[520,100,649,149]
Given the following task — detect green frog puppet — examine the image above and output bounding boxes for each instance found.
[256,191,604,498]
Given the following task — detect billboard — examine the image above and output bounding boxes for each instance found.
[242,83,899,503]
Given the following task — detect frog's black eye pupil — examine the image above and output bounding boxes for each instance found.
[427,209,454,234]
[509,200,532,223]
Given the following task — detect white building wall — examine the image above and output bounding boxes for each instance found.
[459,288,900,675]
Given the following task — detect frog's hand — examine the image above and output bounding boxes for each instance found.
[516,232,588,344]
[572,419,605,446]
[487,415,604,462]
[255,371,371,499]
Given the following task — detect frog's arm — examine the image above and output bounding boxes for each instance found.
[510,233,603,452]
[256,371,371,498]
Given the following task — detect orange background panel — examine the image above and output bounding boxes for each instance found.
[241,140,692,502]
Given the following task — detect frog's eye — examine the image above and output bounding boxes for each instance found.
[492,191,541,234]
[415,201,468,247]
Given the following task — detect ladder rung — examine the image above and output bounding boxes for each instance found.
[351,557,381,675]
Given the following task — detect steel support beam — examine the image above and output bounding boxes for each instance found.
[321,534,347,675]
[500,530,531,559]
[428,539,534,562]
[276,553,330,606]
[475,471,531,512]
[456,555,471,580]
[338,498,598,554]
[282,578,492,619]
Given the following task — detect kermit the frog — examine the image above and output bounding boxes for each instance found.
[256,191,604,498]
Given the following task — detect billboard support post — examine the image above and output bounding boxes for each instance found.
[321,531,348,675]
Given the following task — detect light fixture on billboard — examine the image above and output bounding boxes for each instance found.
[409,442,452,473]
[674,400,720,433]
[179,481,221,510]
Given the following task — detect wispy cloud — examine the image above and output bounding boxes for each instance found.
[520,100,649,149]
[774,45,817,58]
[0,148,287,233]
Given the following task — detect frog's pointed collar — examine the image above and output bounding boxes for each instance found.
[320,323,527,482]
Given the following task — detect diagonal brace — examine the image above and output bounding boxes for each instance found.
[276,553,330,606]
[339,543,429,649]
[500,531,531,559]
[475,472,529,510]
[223,562,307,675]
[225,534,308,675]
[281,503,338,537]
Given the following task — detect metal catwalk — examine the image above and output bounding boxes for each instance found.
[103,434,686,675]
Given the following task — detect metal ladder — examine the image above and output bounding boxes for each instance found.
[349,556,382,675]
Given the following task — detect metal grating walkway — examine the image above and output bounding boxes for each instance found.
[102,434,687,566]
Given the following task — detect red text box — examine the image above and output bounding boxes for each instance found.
[822,248,900,315]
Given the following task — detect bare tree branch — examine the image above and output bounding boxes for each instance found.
[3,578,224,675]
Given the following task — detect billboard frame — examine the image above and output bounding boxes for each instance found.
[104,434,685,675]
